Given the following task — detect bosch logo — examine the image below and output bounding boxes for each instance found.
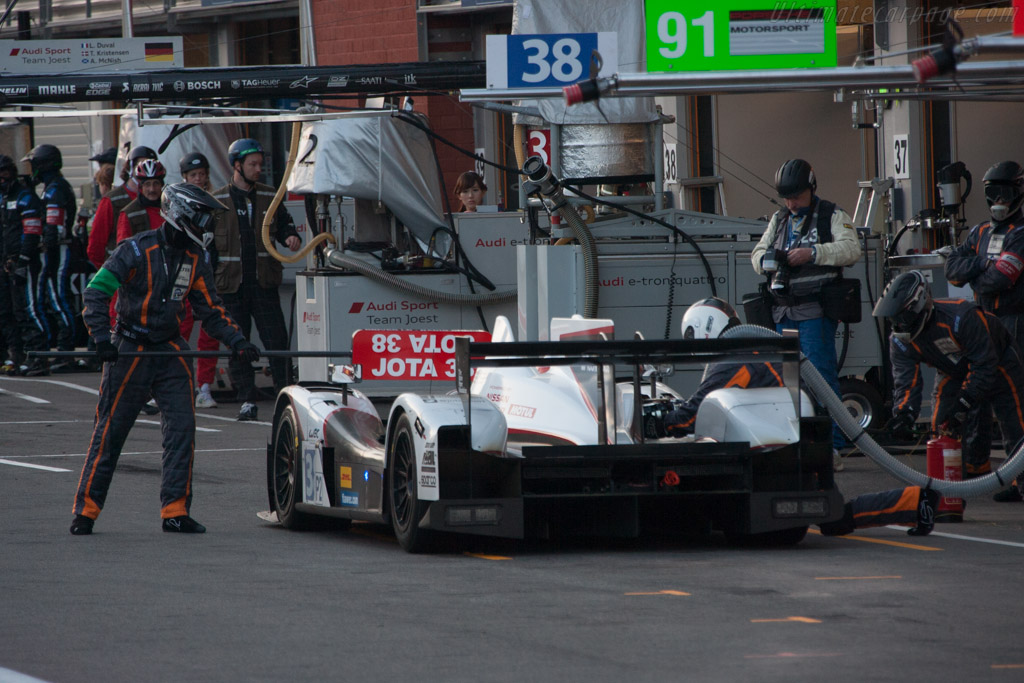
[173,80,185,92]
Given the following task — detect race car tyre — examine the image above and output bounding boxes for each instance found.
[388,413,436,553]
[270,405,314,530]
[725,525,808,547]
[840,377,884,431]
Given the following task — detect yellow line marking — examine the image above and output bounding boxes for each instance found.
[463,552,512,561]
[815,576,902,581]
[624,590,691,596]
[751,617,822,624]
[808,528,942,551]
[992,664,1024,669]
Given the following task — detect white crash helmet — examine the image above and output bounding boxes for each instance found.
[681,297,742,340]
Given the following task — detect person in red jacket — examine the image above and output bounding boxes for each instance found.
[85,145,158,270]
[178,152,221,408]
[115,159,165,242]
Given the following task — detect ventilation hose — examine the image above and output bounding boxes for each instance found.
[521,156,600,318]
[555,200,600,318]
[264,121,337,263]
[324,247,517,306]
[722,324,1024,498]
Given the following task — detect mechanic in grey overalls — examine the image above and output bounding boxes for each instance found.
[70,183,260,536]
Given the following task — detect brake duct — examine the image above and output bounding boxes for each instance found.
[724,324,1024,498]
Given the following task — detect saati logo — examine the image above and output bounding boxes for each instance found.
[348,302,365,314]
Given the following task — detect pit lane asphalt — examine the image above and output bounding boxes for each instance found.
[2,371,1024,683]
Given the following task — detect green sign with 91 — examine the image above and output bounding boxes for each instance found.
[644,1,837,72]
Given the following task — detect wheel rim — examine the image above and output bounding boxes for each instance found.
[391,430,416,532]
[843,393,872,429]
[273,416,297,513]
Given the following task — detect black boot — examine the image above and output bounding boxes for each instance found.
[908,488,939,536]
[819,503,856,536]
[162,516,206,533]
[69,515,94,535]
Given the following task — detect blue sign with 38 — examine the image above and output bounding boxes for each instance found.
[485,32,618,90]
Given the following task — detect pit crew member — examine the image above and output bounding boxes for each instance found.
[873,270,1024,502]
[69,183,259,536]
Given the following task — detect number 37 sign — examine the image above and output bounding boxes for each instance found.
[486,33,618,89]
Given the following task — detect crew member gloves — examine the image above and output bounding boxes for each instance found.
[95,341,118,364]
[232,340,261,363]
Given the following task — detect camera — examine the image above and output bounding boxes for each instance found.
[762,247,788,272]
[764,248,791,292]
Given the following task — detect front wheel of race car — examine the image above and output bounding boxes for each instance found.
[388,413,436,553]
[270,405,314,530]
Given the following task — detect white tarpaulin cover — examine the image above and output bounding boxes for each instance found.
[117,115,241,189]
[286,112,449,253]
[513,0,658,125]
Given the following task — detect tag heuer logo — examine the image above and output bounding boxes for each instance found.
[231,80,241,89]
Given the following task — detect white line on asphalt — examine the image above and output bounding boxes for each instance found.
[886,525,1024,549]
[0,387,50,404]
[0,377,273,425]
[1,448,264,459]
[0,420,80,425]
[0,376,99,395]
[194,412,273,426]
[135,419,220,433]
[0,666,54,683]
[0,459,71,472]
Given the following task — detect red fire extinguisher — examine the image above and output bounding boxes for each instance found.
[926,435,964,522]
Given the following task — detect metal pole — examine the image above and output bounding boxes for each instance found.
[28,349,352,359]
[299,0,317,67]
[121,0,133,38]
[460,60,1024,101]
[0,0,20,31]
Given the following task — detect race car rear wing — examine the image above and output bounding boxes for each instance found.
[454,334,802,445]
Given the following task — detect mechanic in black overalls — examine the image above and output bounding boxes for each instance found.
[22,144,77,361]
[1,154,50,376]
[874,270,1024,503]
[945,162,1024,486]
[647,298,938,536]
[69,183,260,536]
[0,155,26,373]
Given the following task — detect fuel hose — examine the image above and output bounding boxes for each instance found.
[723,324,1024,498]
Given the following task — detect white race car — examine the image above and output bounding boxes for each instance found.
[265,316,843,552]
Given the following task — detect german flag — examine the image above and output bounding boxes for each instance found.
[144,42,174,63]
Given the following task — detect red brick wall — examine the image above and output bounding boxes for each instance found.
[312,0,476,204]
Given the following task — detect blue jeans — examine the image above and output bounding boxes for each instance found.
[776,315,846,450]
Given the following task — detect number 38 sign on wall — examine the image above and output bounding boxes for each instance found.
[486,33,618,89]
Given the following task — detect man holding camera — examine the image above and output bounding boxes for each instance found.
[751,159,862,463]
